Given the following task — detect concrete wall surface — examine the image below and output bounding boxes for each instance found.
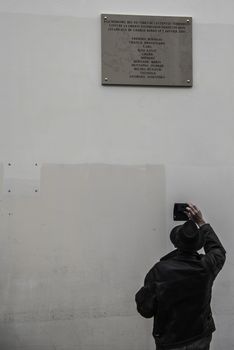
[0,1,233,349]
[0,164,166,350]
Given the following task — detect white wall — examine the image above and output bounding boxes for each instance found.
[0,164,166,350]
[0,1,233,349]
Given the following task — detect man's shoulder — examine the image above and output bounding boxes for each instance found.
[148,250,179,273]
[145,250,179,278]
[148,250,178,272]
[160,249,178,261]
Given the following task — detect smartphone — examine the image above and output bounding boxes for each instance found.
[173,203,189,221]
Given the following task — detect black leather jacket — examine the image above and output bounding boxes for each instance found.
[135,224,226,349]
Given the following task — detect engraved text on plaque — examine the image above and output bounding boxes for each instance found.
[101,14,193,87]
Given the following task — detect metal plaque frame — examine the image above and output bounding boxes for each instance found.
[101,14,193,87]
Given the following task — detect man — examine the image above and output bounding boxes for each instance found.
[135,203,226,350]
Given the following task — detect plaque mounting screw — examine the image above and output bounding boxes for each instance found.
[187,19,190,23]
[105,77,108,82]
[104,16,108,22]
[187,79,191,83]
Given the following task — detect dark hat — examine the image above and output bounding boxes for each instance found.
[170,220,205,252]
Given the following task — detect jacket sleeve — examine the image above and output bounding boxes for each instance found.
[201,223,226,277]
[135,266,158,318]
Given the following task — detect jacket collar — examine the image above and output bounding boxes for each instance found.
[160,249,201,261]
[160,249,178,261]
[177,250,201,259]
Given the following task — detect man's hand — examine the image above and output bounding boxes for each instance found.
[185,203,206,227]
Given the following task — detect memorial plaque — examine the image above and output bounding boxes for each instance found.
[101,14,193,87]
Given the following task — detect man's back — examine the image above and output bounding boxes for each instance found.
[150,248,215,347]
[135,211,226,350]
